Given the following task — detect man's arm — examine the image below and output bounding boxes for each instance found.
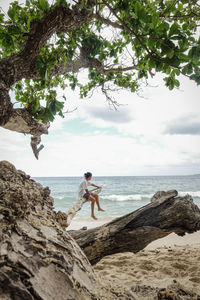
[85,188,90,194]
[90,183,101,188]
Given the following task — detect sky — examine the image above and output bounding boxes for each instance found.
[0,1,200,176]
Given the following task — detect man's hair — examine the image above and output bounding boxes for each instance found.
[84,172,92,179]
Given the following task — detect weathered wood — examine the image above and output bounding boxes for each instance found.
[69,190,200,265]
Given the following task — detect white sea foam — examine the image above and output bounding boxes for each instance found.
[54,191,200,204]
[101,191,200,201]
[179,191,200,197]
[101,194,153,201]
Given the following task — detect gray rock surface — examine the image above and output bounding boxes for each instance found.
[0,161,100,299]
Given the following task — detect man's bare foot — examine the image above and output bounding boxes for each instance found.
[98,208,105,212]
[91,215,98,220]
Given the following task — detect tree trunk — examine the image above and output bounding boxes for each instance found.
[69,190,200,265]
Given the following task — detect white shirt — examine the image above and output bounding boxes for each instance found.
[78,179,92,198]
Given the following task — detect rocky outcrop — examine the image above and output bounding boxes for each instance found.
[0,161,101,299]
[69,190,200,264]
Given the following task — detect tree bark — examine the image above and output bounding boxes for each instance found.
[69,190,200,265]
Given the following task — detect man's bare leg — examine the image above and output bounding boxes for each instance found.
[93,193,105,211]
[89,195,98,220]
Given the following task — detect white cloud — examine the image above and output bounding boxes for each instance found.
[1,126,200,176]
[86,106,133,123]
[1,70,200,177]
[164,115,200,135]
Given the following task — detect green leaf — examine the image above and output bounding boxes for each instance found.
[47,111,54,122]
[182,23,188,31]
[188,46,200,64]
[7,7,16,20]
[39,0,48,11]
[190,74,200,85]
[174,79,180,87]
[134,2,142,16]
[55,100,64,109]
[166,48,174,59]
[169,22,179,37]
[182,63,193,75]
[0,13,4,22]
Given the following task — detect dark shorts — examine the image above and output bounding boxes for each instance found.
[83,192,93,200]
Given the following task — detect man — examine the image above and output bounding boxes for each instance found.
[78,172,105,220]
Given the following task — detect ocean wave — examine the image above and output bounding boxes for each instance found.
[179,191,200,198]
[101,191,200,201]
[101,194,153,201]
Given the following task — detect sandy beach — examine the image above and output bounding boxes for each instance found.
[94,230,200,299]
[66,216,117,231]
[67,219,200,298]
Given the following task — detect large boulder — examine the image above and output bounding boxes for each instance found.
[0,161,100,299]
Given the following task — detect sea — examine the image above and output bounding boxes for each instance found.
[33,175,200,228]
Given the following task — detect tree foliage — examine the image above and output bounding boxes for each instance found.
[0,0,200,124]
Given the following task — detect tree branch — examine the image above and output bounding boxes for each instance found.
[103,65,136,73]
[92,13,123,29]
[2,104,50,159]
[49,55,91,78]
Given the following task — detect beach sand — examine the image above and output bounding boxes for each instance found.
[94,231,200,299]
[67,218,200,298]
[66,216,116,231]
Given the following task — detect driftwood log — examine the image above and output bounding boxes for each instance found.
[69,190,200,265]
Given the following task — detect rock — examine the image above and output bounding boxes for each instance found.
[150,190,178,203]
[129,281,199,300]
[0,161,101,299]
[81,226,88,230]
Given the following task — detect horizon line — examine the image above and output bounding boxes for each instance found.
[32,174,200,178]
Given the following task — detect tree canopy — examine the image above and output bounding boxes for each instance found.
[0,0,199,157]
